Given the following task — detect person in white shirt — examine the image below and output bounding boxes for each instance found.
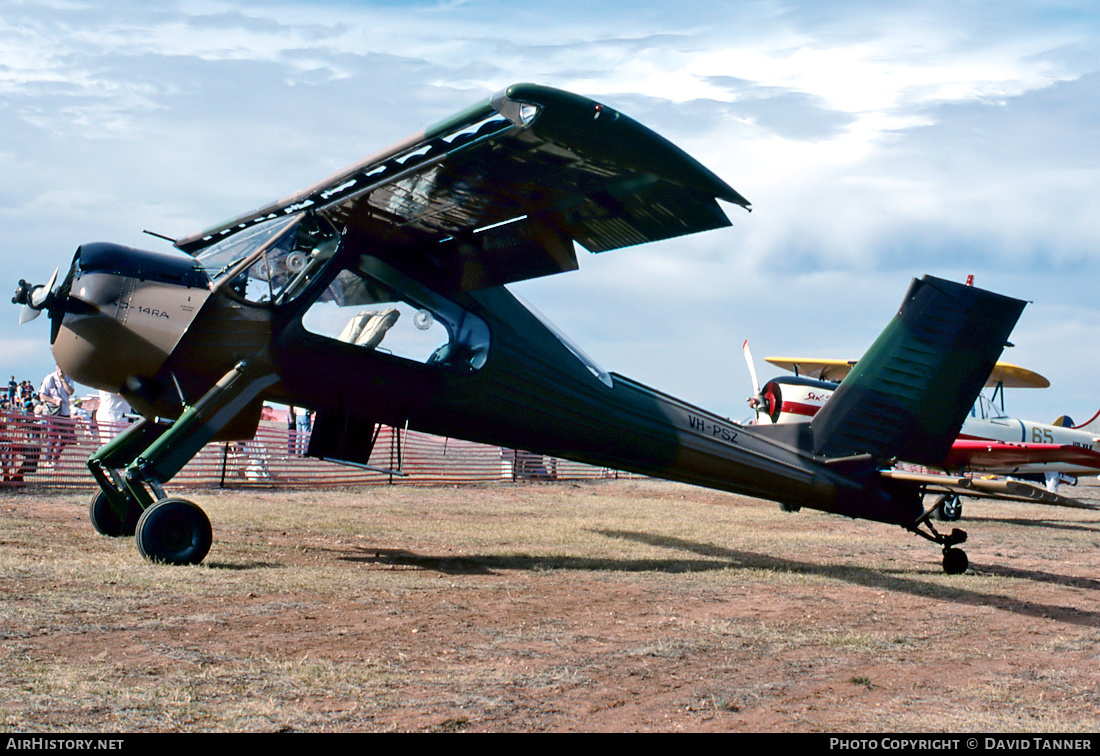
[39,365,73,417]
[95,390,132,445]
[38,365,75,465]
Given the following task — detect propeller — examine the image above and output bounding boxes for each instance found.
[14,267,58,324]
[743,339,782,423]
[743,339,764,420]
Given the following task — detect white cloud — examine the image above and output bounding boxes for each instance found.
[4,0,1100,425]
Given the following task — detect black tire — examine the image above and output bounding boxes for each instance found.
[932,494,962,522]
[942,548,969,575]
[88,490,140,538]
[135,498,212,565]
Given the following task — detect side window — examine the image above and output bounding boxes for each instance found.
[302,257,490,372]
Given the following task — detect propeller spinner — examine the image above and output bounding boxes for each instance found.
[13,267,59,324]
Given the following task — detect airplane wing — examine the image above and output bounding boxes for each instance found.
[174,84,750,291]
[942,440,1100,471]
[883,469,1100,511]
[984,362,1049,389]
[763,358,854,382]
[764,358,1047,388]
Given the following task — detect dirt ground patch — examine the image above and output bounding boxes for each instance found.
[1,478,1098,732]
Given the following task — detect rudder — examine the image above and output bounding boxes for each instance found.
[811,276,1026,467]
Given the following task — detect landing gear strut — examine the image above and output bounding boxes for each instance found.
[911,498,970,574]
[84,360,276,565]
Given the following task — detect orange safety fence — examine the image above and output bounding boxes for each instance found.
[0,410,632,490]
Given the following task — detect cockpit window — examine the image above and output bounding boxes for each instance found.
[971,392,1009,421]
[200,213,340,305]
[302,256,490,373]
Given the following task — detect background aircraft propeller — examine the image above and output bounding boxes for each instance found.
[743,339,765,420]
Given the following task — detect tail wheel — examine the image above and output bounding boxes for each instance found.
[135,498,212,565]
[88,490,141,538]
[942,548,968,574]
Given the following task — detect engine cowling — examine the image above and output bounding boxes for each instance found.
[758,376,836,424]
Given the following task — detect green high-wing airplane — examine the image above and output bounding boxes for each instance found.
[13,84,1025,573]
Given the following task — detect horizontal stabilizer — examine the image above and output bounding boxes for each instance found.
[883,470,1099,511]
[811,276,1026,466]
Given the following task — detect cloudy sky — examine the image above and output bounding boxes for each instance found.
[4,0,1099,424]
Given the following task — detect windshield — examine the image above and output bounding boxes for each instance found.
[195,214,299,277]
[971,392,1009,421]
[197,214,340,305]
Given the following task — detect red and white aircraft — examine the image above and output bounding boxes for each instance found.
[743,343,1100,518]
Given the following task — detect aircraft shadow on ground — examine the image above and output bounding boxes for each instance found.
[339,530,1100,628]
[960,515,1100,535]
[204,561,286,571]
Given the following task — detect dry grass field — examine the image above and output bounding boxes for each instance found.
[1,477,1099,732]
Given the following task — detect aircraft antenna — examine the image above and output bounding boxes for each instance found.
[169,372,188,408]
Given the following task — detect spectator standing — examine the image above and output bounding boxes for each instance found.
[39,365,75,466]
[95,391,131,444]
[39,365,73,417]
[287,405,297,454]
[296,409,311,455]
[70,398,90,422]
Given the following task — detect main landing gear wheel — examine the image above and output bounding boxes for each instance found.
[135,498,212,566]
[88,490,141,538]
[933,493,962,522]
[942,547,969,575]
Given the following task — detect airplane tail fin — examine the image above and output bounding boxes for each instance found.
[1057,408,1100,433]
[811,276,1026,467]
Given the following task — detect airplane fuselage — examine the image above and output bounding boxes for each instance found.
[951,415,1100,475]
[17,84,1026,570]
[49,236,921,528]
